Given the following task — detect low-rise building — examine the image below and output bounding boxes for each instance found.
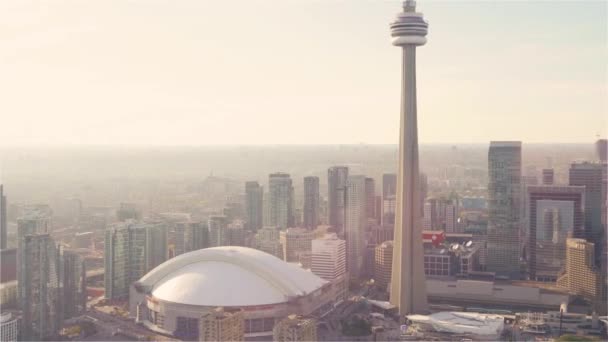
[273,315,317,342]
[199,307,244,342]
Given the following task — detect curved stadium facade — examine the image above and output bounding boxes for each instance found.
[129,246,345,340]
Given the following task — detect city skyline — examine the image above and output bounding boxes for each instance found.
[0,1,606,146]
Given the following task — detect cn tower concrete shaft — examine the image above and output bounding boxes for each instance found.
[389,0,429,316]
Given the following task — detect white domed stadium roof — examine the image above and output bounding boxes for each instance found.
[137,246,328,307]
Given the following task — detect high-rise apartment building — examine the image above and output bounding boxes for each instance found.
[487,141,522,279]
[104,225,130,299]
[19,233,60,340]
[199,307,244,342]
[374,241,393,290]
[245,181,264,231]
[527,185,584,281]
[59,246,86,319]
[303,177,320,230]
[272,315,317,342]
[311,233,346,281]
[104,221,167,299]
[365,177,376,221]
[208,216,228,247]
[280,228,314,263]
[542,169,554,185]
[0,185,6,250]
[345,175,367,279]
[268,173,294,229]
[328,166,349,232]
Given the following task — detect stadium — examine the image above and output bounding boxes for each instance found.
[129,246,345,340]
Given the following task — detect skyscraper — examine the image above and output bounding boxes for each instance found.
[303,176,320,230]
[59,246,86,319]
[268,173,294,229]
[328,166,349,232]
[104,224,130,299]
[104,221,167,299]
[345,175,367,279]
[19,233,60,340]
[245,181,264,231]
[0,185,6,250]
[569,162,606,246]
[486,141,522,279]
[526,185,585,281]
[388,0,429,315]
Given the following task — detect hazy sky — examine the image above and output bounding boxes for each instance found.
[1,0,606,145]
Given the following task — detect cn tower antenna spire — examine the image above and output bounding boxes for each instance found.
[404,0,416,12]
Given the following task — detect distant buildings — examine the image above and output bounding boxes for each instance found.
[486,141,522,279]
[365,177,377,221]
[542,168,554,185]
[208,216,228,247]
[280,228,313,263]
[423,199,438,230]
[273,315,317,342]
[267,173,294,229]
[174,221,208,257]
[374,241,393,290]
[104,221,167,299]
[596,139,607,162]
[311,233,346,281]
[328,166,349,232]
[302,177,320,230]
[526,185,584,281]
[256,226,283,259]
[382,173,397,226]
[199,307,244,342]
[345,175,367,279]
[245,181,264,231]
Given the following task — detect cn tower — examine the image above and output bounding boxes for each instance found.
[389,0,429,316]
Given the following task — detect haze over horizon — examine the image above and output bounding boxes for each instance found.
[1,0,606,146]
